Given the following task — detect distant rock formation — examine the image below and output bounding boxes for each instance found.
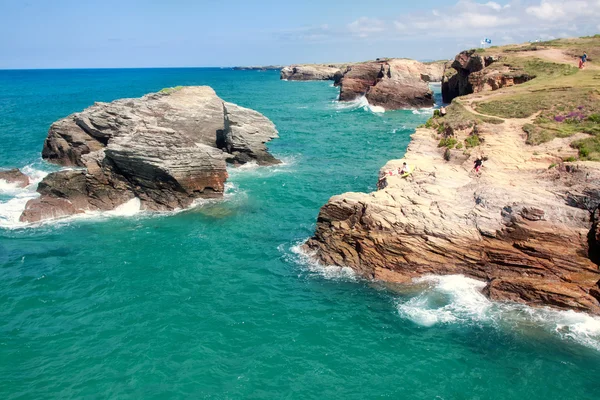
[280,65,343,81]
[22,86,279,223]
[0,168,30,188]
[233,66,282,71]
[281,59,445,110]
[442,50,533,103]
[338,59,444,109]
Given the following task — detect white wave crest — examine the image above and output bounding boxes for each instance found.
[331,96,385,114]
[0,166,49,228]
[286,240,356,281]
[397,274,600,351]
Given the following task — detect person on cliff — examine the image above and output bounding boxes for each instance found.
[473,157,483,173]
[579,52,588,69]
[398,162,410,176]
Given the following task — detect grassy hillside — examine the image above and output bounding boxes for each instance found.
[433,35,600,161]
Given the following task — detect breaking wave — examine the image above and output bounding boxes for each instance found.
[397,275,600,351]
[283,240,357,281]
[331,96,385,114]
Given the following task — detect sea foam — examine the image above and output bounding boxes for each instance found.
[397,274,600,351]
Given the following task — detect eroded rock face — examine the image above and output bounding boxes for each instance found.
[442,50,532,103]
[281,59,445,110]
[0,169,30,188]
[304,126,600,314]
[280,65,342,81]
[21,86,279,222]
[338,59,442,110]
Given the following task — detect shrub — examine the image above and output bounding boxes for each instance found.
[444,148,452,161]
[563,156,577,162]
[438,138,458,148]
[548,163,557,169]
[464,135,481,148]
[456,142,463,149]
[588,113,600,123]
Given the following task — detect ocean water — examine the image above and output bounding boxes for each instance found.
[0,69,599,399]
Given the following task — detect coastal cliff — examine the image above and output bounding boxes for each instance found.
[305,37,600,314]
[22,86,279,223]
[282,59,445,110]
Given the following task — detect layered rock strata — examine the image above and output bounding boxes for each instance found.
[305,126,600,314]
[282,59,445,110]
[442,50,533,103]
[280,65,343,81]
[21,86,279,222]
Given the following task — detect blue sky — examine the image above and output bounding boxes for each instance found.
[1,0,599,69]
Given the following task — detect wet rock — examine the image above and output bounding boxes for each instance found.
[0,168,30,188]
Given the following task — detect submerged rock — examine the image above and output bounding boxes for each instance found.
[22,86,279,222]
[0,168,30,188]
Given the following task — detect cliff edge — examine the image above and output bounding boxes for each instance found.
[305,37,600,314]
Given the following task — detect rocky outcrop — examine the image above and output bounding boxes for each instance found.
[442,50,533,103]
[21,86,279,223]
[233,65,282,71]
[337,59,444,110]
[304,123,600,314]
[280,65,343,81]
[281,59,445,110]
[0,168,30,188]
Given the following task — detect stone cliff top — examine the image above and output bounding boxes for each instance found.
[306,36,600,314]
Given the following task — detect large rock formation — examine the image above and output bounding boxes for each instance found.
[280,59,445,110]
[281,59,445,110]
[280,65,343,81]
[305,124,600,314]
[21,86,279,223]
[338,59,443,109]
[442,50,533,103]
[0,169,30,188]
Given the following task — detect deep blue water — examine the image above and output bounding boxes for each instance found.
[0,68,599,399]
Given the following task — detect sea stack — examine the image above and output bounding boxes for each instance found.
[21,86,279,223]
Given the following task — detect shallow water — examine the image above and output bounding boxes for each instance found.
[1,68,599,399]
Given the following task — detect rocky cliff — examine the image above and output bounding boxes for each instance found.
[22,86,279,223]
[442,49,533,103]
[280,65,343,81]
[305,38,600,315]
[282,59,445,110]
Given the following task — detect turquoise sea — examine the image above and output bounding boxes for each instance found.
[1,68,599,399]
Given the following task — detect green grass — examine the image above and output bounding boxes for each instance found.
[426,101,503,135]
[438,138,458,149]
[464,135,481,148]
[571,136,600,161]
[159,86,184,94]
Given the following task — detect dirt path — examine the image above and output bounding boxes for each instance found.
[516,48,599,70]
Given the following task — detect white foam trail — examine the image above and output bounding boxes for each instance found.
[397,274,600,351]
[287,241,356,281]
[0,166,49,228]
[105,197,141,216]
[331,96,385,114]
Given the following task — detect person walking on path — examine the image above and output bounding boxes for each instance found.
[580,52,588,69]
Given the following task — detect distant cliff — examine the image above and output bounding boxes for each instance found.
[281,59,445,110]
[305,37,600,315]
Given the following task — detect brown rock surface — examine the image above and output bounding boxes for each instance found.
[280,65,343,81]
[442,50,532,103]
[0,169,30,188]
[305,118,600,314]
[21,86,279,223]
[339,59,443,110]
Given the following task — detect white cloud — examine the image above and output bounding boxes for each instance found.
[348,17,386,38]
[526,0,599,21]
[392,0,600,42]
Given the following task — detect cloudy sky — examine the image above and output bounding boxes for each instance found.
[1,0,599,68]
